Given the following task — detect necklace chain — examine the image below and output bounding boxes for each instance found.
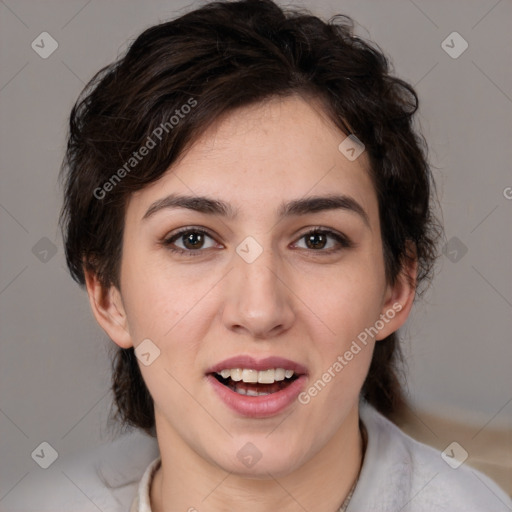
[337,420,367,512]
[337,480,357,511]
[147,422,368,512]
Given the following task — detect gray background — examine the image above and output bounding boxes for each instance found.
[1,0,511,504]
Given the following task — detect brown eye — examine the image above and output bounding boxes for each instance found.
[305,232,328,249]
[182,231,205,250]
[294,228,352,252]
[163,228,219,255]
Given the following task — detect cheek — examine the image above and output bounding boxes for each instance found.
[120,259,222,398]
[296,251,387,398]
[124,271,212,412]
[299,275,380,412]
[120,246,208,339]
[305,257,386,339]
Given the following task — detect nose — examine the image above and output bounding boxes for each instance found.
[221,244,296,339]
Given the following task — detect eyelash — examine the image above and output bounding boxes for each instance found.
[161,226,352,257]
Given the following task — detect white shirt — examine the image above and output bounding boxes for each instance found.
[6,403,511,511]
[129,403,512,512]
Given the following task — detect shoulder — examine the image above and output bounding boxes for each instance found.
[4,429,159,512]
[348,402,512,512]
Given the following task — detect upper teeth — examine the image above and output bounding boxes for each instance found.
[216,368,295,384]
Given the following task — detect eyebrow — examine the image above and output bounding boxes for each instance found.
[143,193,370,227]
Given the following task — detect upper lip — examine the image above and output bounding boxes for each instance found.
[206,355,308,375]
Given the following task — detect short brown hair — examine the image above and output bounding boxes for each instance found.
[60,0,441,436]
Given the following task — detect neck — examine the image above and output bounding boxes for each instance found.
[151,404,363,512]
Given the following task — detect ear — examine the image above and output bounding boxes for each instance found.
[375,250,417,341]
[84,269,133,349]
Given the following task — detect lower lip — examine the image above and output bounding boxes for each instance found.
[206,374,307,418]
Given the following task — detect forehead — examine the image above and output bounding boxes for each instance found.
[125,95,378,225]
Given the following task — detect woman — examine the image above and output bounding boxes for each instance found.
[60,0,511,510]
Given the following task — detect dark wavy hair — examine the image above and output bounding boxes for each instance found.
[60,0,441,436]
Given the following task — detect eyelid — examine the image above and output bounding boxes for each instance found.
[291,226,353,250]
[162,226,221,254]
[164,225,218,241]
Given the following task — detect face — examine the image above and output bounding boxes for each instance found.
[88,95,412,478]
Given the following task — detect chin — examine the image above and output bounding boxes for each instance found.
[210,439,306,479]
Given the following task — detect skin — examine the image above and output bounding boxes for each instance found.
[85,94,416,512]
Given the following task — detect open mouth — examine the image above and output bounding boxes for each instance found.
[211,368,300,396]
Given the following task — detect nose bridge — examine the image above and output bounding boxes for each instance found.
[223,237,295,337]
[240,245,279,299]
